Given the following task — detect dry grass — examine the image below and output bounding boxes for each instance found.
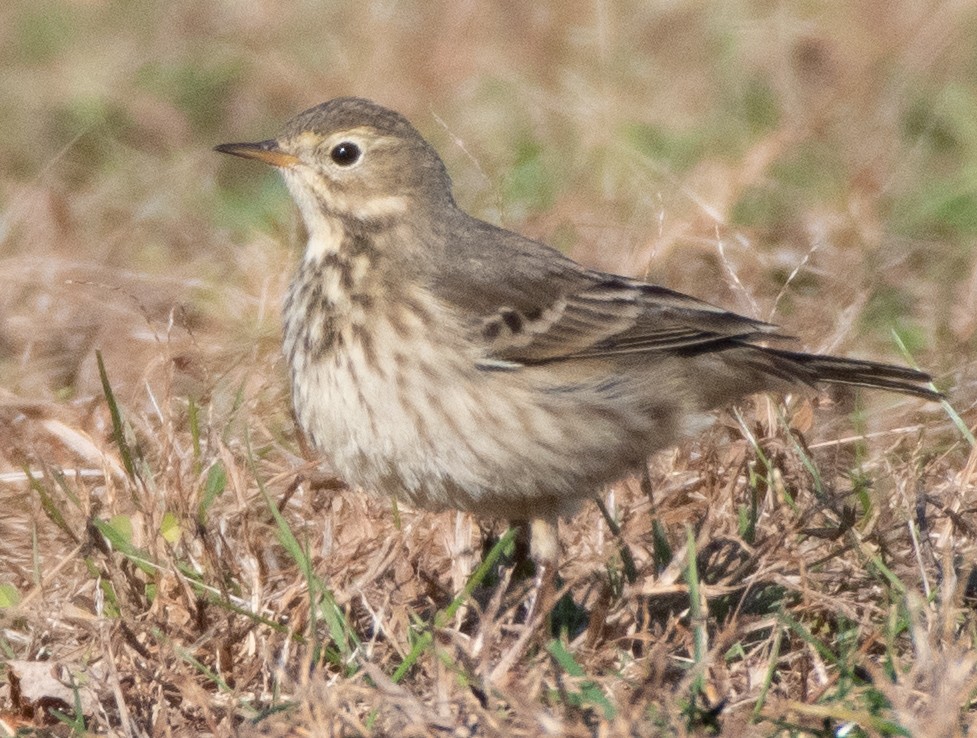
[2,1,977,736]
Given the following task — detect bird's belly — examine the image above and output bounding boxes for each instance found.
[288,324,706,520]
[290,325,566,515]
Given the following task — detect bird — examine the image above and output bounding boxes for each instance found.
[215,97,939,609]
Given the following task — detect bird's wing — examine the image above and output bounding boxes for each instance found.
[478,276,780,365]
[432,219,780,367]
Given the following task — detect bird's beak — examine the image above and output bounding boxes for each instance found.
[214,139,300,168]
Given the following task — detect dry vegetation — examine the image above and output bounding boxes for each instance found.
[2,1,977,736]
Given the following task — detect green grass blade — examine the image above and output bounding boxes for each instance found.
[891,329,973,447]
[391,526,517,683]
[595,497,637,584]
[91,518,159,576]
[684,526,708,667]
[197,461,227,524]
[23,466,79,542]
[546,638,617,718]
[251,455,359,665]
[752,625,783,718]
[95,349,138,481]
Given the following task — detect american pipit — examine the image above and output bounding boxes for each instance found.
[216,97,938,596]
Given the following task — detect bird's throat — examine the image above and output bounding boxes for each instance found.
[300,208,345,265]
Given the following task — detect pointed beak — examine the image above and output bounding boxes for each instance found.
[214,139,301,168]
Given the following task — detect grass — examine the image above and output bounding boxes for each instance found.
[1,1,976,735]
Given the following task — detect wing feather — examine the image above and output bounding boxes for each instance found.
[430,215,777,366]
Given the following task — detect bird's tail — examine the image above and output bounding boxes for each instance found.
[757,348,941,400]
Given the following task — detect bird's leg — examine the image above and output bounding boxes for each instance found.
[525,514,560,624]
[511,520,534,580]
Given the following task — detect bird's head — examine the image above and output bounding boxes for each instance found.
[216,97,455,233]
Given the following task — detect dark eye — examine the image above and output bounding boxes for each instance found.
[330,141,361,166]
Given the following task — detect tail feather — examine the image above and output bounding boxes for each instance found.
[764,348,942,400]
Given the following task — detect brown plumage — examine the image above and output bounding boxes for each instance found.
[216,97,938,592]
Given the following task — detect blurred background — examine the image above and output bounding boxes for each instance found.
[3,0,975,417]
[3,2,977,732]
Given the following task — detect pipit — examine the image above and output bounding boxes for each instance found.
[216,97,938,598]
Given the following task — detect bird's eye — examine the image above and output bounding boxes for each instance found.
[329,141,361,166]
